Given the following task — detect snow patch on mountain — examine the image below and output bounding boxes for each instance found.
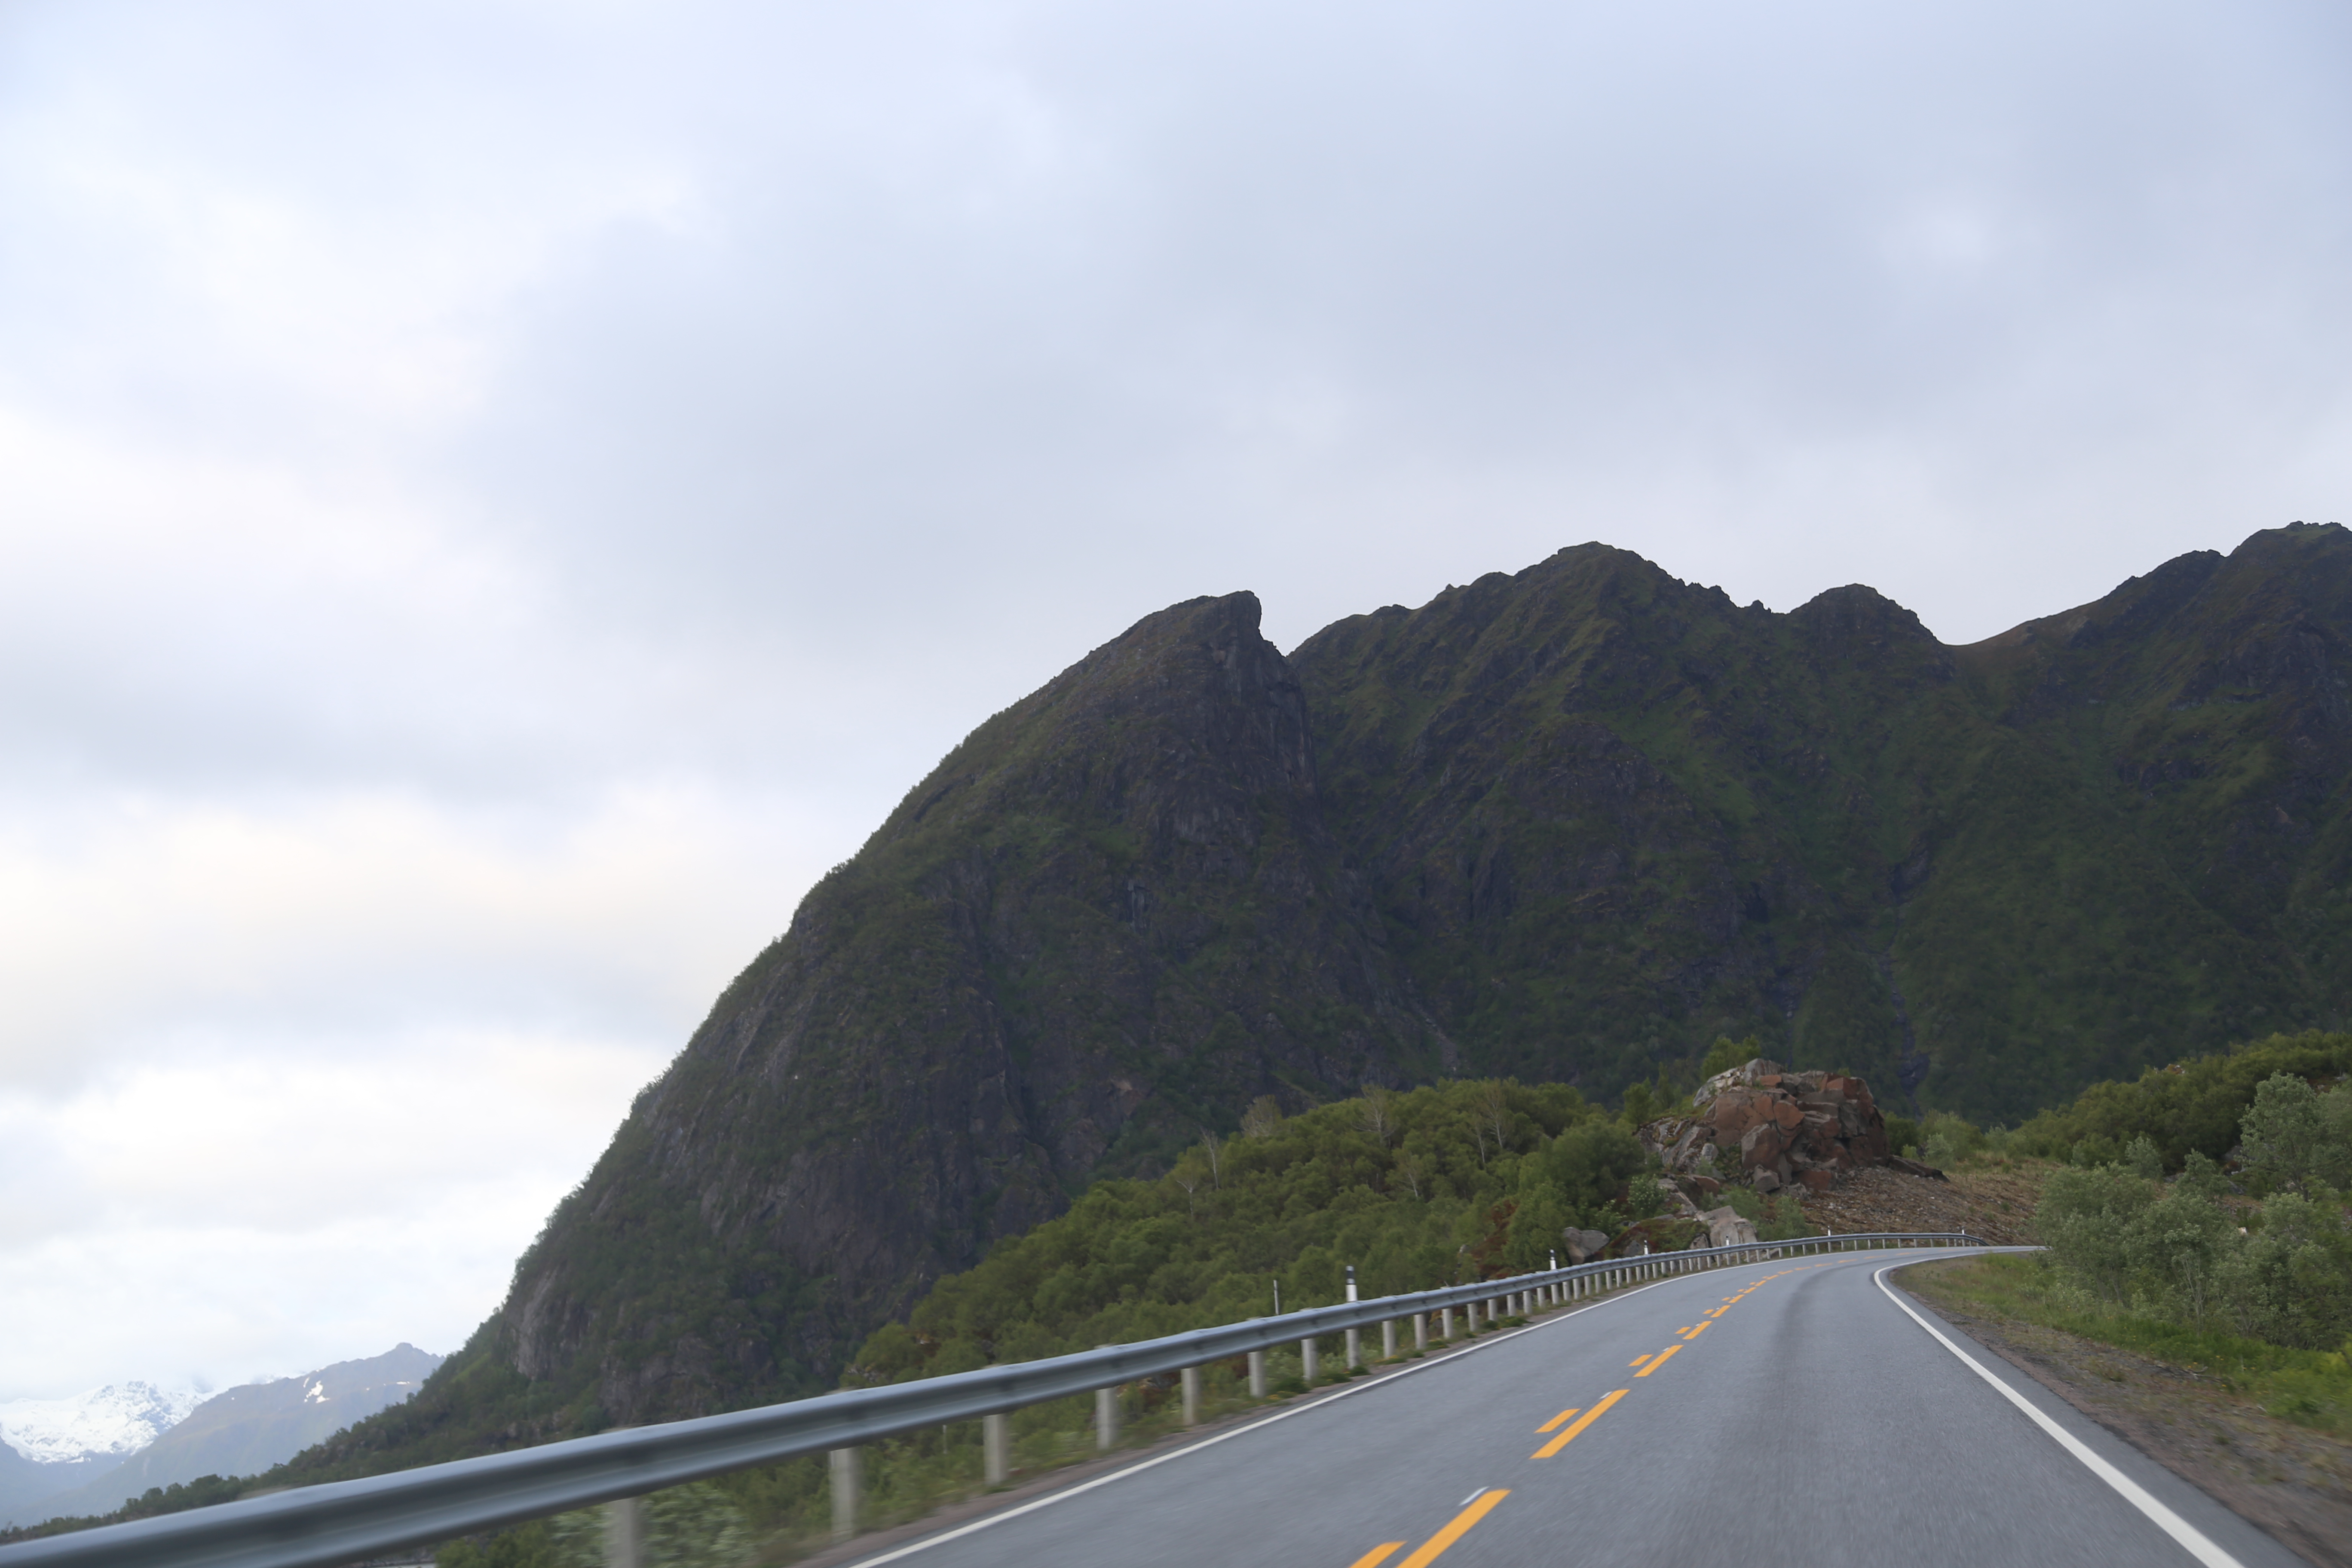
[0,1382,209,1464]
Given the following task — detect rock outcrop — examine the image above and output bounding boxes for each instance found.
[1641,1059,1936,1194]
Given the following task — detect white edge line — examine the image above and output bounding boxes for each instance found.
[1871,1263,2243,1568]
[846,1264,1706,1565]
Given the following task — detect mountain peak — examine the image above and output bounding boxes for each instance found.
[0,1381,206,1466]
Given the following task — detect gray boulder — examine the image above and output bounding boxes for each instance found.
[1560,1228,1610,1264]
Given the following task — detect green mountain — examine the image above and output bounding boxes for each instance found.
[1294,521,2349,1117]
[277,521,2352,1472]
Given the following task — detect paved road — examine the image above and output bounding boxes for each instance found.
[849,1249,2299,1568]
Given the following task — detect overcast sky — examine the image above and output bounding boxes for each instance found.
[3,0,2347,1402]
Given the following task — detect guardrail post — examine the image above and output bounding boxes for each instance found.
[1465,1299,1480,1333]
[604,1496,643,1568]
[1382,1318,1397,1358]
[1181,1365,1201,1425]
[1345,1326,1361,1369]
[1301,1335,1319,1384]
[1096,1385,1119,1449]
[1248,1348,1268,1397]
[830,1447,861,1544]
[1414,1311,1427,1350]
[983,1412,1010,1484]
[1441,1305,1455,1339]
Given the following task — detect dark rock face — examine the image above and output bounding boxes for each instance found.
[362,523,2350,1446]
[498,592,1440,1423]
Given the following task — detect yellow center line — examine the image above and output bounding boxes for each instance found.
[1395,1489,1511,1568]
[1635,1344,1682,1377]
[1627,1354,1653,1369]
[1535,1408,1581,1434]
[1680,1320,1712,1341]
[1532,1388,1628,1458]
[1345,1545,1406,1568]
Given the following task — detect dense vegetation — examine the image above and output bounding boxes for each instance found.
[2003,1030,2352,1170]
[1855,1029,2352,1356]
[847,1078,1652,1383]
[1896,1038,2352,1444]
[2033,1068,2352,1350]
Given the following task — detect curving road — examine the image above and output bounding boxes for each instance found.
[848,1249,2297,1568]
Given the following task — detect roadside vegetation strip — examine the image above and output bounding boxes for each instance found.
[1899,1254,2352,1442]
[1874,1266,2245,1568]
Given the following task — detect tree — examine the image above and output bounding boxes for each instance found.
[2035,1163,2159,1304]
[2123,1184,2233,1321]
[2240,1073,2328,1194]
[1240,1096,1283,1140]
[1476,1081,1513,1157]
[1697,1035,1761,1083]
[1527,1119,1653,1231]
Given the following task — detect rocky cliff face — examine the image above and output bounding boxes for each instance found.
[492,592,1441,1424]
[311,523,2350,1460]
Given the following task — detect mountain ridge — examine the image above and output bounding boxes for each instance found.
[258,521,2349,1479]
[27,1346,442,1525]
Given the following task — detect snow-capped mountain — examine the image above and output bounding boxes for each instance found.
[0,1382,209,1466]
[7,1346,443,1528]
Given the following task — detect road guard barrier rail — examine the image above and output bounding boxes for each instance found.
[0,1230,1982,1568]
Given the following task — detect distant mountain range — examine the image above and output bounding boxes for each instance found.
[0,1381,205,1467]
[0,1382,205,1530]
[0,1346,440,1528]
[274,522,2348,1478]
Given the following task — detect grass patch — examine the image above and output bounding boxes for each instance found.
[1901,1253,2352,1438]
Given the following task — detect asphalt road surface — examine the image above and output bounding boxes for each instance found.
[848,1249,2300,1568]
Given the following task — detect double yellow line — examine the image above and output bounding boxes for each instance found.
[1344,1488,1510,1568]
[1341,1262,1825,1566]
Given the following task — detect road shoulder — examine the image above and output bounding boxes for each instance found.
[1898,1258,2352,1568]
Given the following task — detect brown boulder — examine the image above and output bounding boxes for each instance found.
[1709,1090,1768,1140]
[1645,1058,1914,1194]
[1740,1121,1785,1168]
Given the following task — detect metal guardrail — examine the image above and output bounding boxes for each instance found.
[0,1230,1980,1568]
